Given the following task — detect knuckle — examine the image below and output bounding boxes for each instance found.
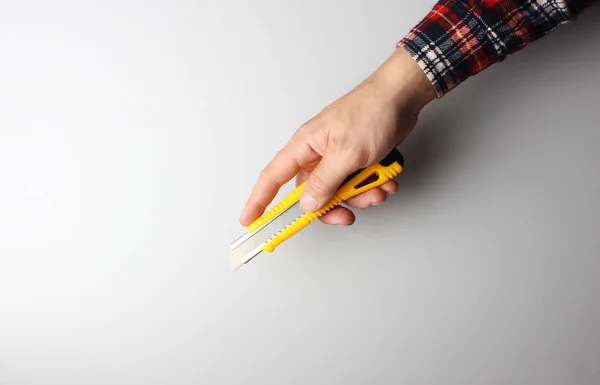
[328,135,362,159]
[346,151,365,170]
[298,117,319,134]
[334,144,365,171]
[327,135,347,152]
[259,164,276,182]
[298,122,312,133]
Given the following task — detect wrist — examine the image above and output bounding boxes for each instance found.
[370,47,436,112]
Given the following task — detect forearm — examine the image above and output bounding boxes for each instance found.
[398,0,598,97]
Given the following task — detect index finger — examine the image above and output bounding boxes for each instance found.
[239,139,317,226]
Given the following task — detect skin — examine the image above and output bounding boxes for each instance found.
[239,47,437,227]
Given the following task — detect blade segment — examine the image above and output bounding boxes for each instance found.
[229,202,305,270]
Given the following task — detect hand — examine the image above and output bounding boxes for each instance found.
[239,48,436,226]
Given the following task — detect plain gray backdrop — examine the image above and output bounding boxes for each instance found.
[1,1,599,384]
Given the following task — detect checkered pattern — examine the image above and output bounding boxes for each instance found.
[398,0,598,97]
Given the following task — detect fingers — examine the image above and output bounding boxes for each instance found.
[239,140,318,226]
[317,180,398,225]
[344,187,388,208]
[319,206,356,225]
[379,180,399,195]
[299,151,361,212]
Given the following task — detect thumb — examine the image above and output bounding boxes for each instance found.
[299,152,359,212]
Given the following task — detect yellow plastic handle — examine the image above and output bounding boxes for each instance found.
[248,148,405,253]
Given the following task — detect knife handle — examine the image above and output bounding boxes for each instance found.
[249,148,404,253]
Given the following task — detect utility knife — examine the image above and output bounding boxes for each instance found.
[229,148,404,271]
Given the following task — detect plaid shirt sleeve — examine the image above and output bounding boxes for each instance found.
[398,0,598,98]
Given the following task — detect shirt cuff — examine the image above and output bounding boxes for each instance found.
[397,0,573,98]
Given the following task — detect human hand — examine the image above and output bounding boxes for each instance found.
[239,48,435,227]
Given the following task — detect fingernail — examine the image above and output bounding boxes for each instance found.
[300,193,318,212]
[371,202,381,207]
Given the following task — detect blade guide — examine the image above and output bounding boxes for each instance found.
[229,202,305,268]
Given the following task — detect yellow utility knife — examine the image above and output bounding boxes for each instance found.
[229,148,405,271]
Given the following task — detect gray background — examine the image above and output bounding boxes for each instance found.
[0,1,599,384]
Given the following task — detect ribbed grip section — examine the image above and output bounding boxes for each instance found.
[382,163,402,180]
[248,183,305,234]
[248,201,287,234]
[261,159,403,253]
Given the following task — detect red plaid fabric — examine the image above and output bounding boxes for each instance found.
[398,0,598,97]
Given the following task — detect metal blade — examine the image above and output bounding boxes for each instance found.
[229,202,305,271]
